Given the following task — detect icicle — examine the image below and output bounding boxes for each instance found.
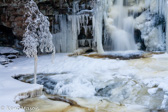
[77,16,81,35]
[166,1,168,52]
[53,14,75,53]
[79,39,86,46]
[34,54,38,84]
[83,26,87,35]
[92,1,104,54]
[71,15,78,51]
[52,1,93,53]
[51,48,55,63]
[86,15,89,25]
[88,39,92,47]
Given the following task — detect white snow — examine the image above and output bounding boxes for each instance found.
[1,53,168,111]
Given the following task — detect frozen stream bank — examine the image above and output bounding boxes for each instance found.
[19,95,149,112]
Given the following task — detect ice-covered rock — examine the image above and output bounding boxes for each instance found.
[135,10,166,51]
[0,47,20,65]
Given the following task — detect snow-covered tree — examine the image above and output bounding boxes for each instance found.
[22,0,55,57]
[21,0,55,84]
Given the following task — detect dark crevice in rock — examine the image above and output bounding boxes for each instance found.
[134,29,146,50]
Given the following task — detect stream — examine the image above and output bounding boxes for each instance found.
[14,53,168,112]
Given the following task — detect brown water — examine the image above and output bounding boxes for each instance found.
[19,97,91,112]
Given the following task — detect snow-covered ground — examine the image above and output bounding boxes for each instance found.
[0,56,43,112]
[0,53,168,112]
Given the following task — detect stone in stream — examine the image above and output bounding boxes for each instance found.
[7,54,18,59]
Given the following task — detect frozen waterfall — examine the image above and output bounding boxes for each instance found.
[51,0,168,53]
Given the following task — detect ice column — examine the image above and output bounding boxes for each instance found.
[92,1,104,54]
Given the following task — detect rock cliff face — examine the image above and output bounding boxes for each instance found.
[0,0,27,39]
[0,0,92,39]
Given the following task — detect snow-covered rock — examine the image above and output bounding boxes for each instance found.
[0,47,19,55]
[135,10,166,51]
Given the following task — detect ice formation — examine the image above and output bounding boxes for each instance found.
[135,0,167,51]
[92,1,104,53]
[52,9,92,53]
[14,87,43,102]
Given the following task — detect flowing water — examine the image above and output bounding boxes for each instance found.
[104,0,137,51]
